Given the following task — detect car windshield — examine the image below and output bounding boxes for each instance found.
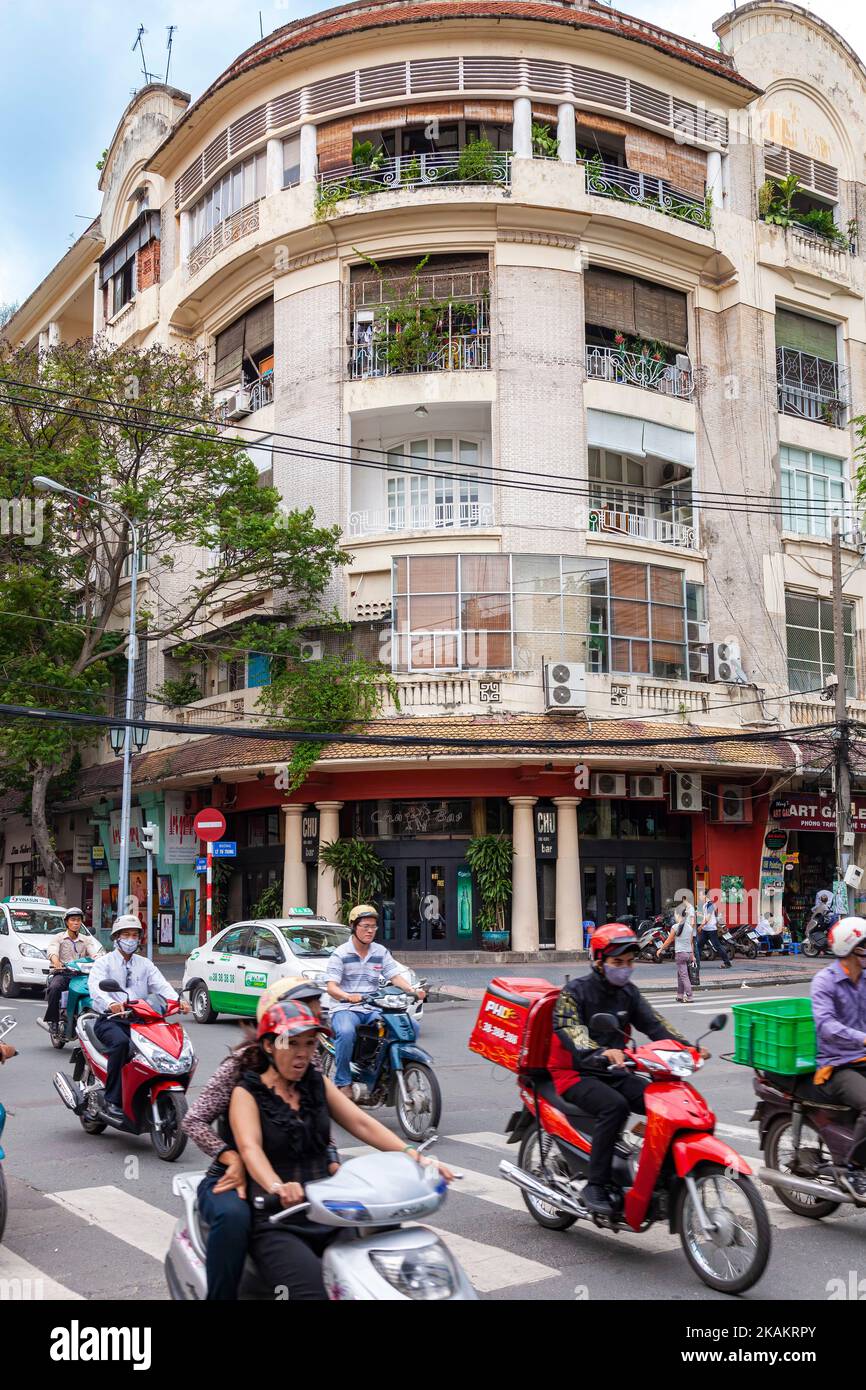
[8,909,71,934]
[281,925,349,956]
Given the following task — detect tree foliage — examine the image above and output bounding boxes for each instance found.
[319,837,390,924]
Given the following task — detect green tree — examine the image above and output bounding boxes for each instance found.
[319,837,390,924]
[0,339,352,899]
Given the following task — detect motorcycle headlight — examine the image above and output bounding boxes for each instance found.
[134,1033,189,1074]
[655,1049,695,1076]
[369,1240,459,1300]
[19,943,46,960]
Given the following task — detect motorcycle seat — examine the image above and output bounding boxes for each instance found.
[760,1070,857,1113]
[533,1074,599,1123]
[80,1016,104,1053]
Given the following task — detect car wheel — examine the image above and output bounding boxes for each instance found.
[191,983,218,1024]
[0,962,20,999]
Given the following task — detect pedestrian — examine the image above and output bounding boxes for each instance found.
[658,900,697,1002]
[699,894,732,969]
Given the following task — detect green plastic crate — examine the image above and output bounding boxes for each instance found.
[731,997,817,1074]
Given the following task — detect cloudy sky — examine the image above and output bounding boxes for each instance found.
[1,0,864,307]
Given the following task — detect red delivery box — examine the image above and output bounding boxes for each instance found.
[469,977,559,1073]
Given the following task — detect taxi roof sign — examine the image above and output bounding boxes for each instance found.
[3,895,57,906]
[287,907,315,915]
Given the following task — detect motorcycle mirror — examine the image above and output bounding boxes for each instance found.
[100,979,122,992]
[589,1012,619,1032]
[709,1014,728,1032]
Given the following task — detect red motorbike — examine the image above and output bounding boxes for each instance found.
[52,980,195,1161]
[498,1005,771,1294]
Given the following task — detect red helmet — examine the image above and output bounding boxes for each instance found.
[589,924,639,963]
[256,1000,331,1041]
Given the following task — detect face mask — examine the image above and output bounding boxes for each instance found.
[603,962,634,987]
[117,936,139,954]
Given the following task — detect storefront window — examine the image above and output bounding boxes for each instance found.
[578,800,689,840]
[247,813,280,848]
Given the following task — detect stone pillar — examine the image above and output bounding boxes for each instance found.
[315,801,344,920]
[300,123,318,182]
[281,804,308,914]
[512,97,533,159]
[179,210,191,264]
[508,796,539,951]
[706,150,723,207]
[47,321,61,347]
[553,797,582,951]
[266,137,284,197]
[557,103,576,164]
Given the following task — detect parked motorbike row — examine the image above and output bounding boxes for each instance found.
[627,911,761,962]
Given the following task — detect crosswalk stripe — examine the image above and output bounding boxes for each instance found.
[715,1122,759,1145]
[427,1226,558,1291]
[449,1131,511,1153]
[46,1185,175,1262]
[0,1245,83,1300]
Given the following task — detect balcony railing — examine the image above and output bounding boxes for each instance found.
[585,496,698,550]
[317,153,511,214]
[215,375,273,425]
[349,501,494,538]
[585,345,694,399]
[350,333,490,379]
[187,201,261,276]
[776,347,847,427]
[583,159,711,228]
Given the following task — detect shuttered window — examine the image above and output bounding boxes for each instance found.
[609,561,686,678]
[775,310,837,362]
[584,270,687,349]
[214,299,274,389]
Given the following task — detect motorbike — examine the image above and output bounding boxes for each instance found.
[0,1013,17,1244]
[52,979,195,1161]
[635,917,671,963]
[166,1144,478,1301]
[698,927,736,962]
[319,985,441,1142]
[47,958,98,1050]
[498,1010,771,1294]
[730,924,761,959]
[802,911,837,958]
[753,1068,866,1217]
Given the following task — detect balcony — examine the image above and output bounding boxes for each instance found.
[349,500,495,540]
[187,201,261,277]
[585,345,693,399]
[350,334,489,380]
[349,268,490,381]
[585,489,698,551]
[776,347,847,427]
[316,152,511,217]
[216,374,274,425]
[583,159,711,229]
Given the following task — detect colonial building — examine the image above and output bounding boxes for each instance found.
[5,1,866,955]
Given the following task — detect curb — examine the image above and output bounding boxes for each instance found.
[430,973,812,1003]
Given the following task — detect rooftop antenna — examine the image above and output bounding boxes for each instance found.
[259,11,264,39]
[165,26,177,85]
[132,25,158,86]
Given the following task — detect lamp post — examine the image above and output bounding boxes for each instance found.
[33,477,144,918]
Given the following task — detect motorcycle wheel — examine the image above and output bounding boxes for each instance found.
[150,1092,188,1162]
[763,1115,841,1218]
[79,1068,107,1134]
[516,1126,577,1230]
[676,1164,770,1294]
[395,1063,442,1142]
[802,938,819,958]
[0,1164,6,1244]
[49,1016,67,1050]
[744,944,758,959]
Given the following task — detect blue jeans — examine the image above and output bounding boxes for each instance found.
[331,1007,382,1087]
[197,1168,252,1301]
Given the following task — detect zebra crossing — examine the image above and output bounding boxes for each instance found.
[1,1124,862,1300]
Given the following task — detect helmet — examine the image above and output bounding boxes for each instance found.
[110,914,143,939]
[589,924,639,963]
[828,917,866,957]
[348,903,378,928]
[255,976,321,1023]
[815,889,835,909]
[256,1000,331,1041]
[64,906,84,921]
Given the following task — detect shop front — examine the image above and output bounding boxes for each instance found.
[768,792,866,933]
[577,798,693,927]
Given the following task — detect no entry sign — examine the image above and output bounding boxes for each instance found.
[193,807,226,842]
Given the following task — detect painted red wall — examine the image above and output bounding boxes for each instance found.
[232,766,589,808]
[693,795,770,926]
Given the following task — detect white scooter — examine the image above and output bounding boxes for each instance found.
[165,1148,477,1301]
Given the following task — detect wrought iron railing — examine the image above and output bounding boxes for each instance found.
[585,492,698,550]
[350,333,490,379]
[775,347,847,426]
[187,201,261,275]
[585,345,693,398]
[583,159,711,228]
[317,152,511,213]
[215,375,274,424]
[348,501,495,538]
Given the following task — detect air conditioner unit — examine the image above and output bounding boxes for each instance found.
[688,648,710,678]
[591,772,627,798]
[687,620,710,646]
[224,389,252,420]
[709,640,747,684]
[543,660,586,711]
[630,774,664,800]
[299,641,323,662]
[712,784,752,825]
[671,771,702,812]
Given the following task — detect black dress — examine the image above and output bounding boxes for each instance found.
[238,1067,336,1301]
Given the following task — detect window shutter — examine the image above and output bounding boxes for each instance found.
[610,561,647,600]
[244,299,274,360]
[214,319,245,389]
[584,270,636,334]
[633,281,687,349]
[775,310,837,362]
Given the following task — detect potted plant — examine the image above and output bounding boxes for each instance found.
[531,121,559,159]
[464,833,513,951]
[251,880,284,919]
[319,837,390,925]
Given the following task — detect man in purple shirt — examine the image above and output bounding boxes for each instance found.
[810,916,866,1199]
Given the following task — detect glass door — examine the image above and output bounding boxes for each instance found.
[394,857,469,948]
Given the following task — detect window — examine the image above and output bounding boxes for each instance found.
[217,657,245,694]
[775,310,837,362]
[511,555,608,676]
[781,447,847,538]
[609,561,686,679]
[190,152,266,249]
[215,926,251,955]
[251,926,284,962]
[385,437,488,530]
[283,135,301,188]
[367,120,512,158]
[786,592,855,696]
[393,554,510,672]
[110,260,135,316]
[584,269,688,351]
[214,299,274,390]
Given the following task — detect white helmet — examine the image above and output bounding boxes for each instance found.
[815,889,835,910]
[828,916,866,957]
[110,914,143,939]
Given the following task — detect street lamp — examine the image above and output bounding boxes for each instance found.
[33,476,141,914]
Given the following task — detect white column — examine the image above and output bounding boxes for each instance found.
[512,97,533,159]
[508,796,539,951]
[300,123,318,182]
[179,210,192,264]
[266,137,283,197]
[553,797,582,951]
[557,103,576,164]
[281,804,308,914]
[315,800,344,920]
[47,321,61,347]
[92,270,103,335]
[706,150,723,206]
